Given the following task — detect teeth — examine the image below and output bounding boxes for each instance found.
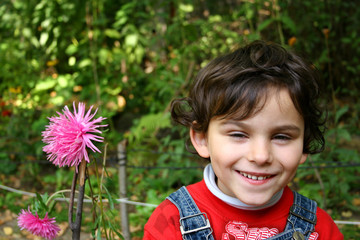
[240,172,270,180]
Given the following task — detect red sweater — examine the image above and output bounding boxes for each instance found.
[144,180,343,240]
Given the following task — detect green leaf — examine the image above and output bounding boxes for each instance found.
[335,105,349,124]
[336,128,352,142]
[35,192,48,212]
[105,29,121,39]
[257,18,274,32]
[107,221,124,239]
[22,28,32,38]
[96,225,102,239]
[47,199,56,215]
[78,58,92,68]
[33,78,57,92]
[128,113,171,145]
[125,34,138,46]
[65,44,78,55]
[39,32,49,46]
[179,3,194,13]
[103,185,115,210]
[280,15,297,34]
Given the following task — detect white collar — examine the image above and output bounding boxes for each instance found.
[203,164,284,210]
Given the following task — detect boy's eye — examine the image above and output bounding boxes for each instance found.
[273,134,291,141]
[229,132,247,138]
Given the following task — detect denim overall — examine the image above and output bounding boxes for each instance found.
[167,186,317,240]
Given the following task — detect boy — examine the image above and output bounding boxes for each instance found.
[144,40,343,239]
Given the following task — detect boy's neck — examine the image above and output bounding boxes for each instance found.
[204,164,284,210]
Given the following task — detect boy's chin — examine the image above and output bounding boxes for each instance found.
[235,191,280,207]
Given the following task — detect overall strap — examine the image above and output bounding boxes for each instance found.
[284,191,318,239]
[167,186,214,240]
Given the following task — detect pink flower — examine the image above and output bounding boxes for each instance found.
[42,102,107,170]
[17,208,60,240]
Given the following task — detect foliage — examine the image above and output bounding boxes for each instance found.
[0,0,360,238]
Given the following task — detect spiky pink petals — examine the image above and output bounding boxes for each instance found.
[42,102,107,169]
[17,208,60,240]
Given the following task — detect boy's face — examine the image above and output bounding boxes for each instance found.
[190,89,307,206]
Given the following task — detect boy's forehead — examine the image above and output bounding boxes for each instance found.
[216,88,301,121]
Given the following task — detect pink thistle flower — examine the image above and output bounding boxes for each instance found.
[17,208,60,240]
[42,102,107,170]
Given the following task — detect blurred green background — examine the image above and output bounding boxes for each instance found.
[0,0,359,238]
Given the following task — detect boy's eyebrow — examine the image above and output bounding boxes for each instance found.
[220,120,302,133]
[272,125,302,133]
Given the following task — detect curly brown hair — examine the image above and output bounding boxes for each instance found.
[171,40,325,155]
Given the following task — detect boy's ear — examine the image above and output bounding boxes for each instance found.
[189,128,210,158]
[300,153,308,164]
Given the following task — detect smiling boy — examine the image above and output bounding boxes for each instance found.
[144,40,343,239]
[195,88,307,207]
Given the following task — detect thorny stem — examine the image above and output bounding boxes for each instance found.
[68,169,77,228]
[69,160,87,240]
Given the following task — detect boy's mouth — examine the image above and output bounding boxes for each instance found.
[238,171,272,181]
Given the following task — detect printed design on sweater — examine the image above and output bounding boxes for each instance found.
[221,221,319,240]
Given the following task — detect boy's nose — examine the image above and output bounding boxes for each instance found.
[248,139,271,165]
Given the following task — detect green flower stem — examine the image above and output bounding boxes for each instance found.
[45,189,92,206]
[93,144,109,239]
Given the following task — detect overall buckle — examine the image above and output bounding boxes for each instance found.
[179,212,211,235]
[289,203,317,225]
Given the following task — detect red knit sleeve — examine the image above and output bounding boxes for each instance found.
[314,207,344,240]
[143,199,182,240]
